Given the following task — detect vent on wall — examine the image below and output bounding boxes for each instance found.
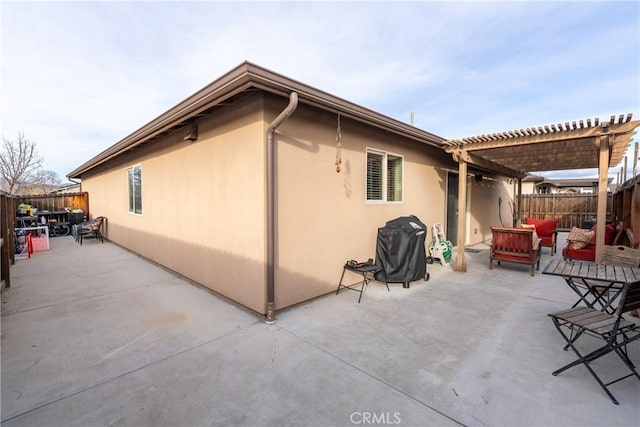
[183,124,198,142]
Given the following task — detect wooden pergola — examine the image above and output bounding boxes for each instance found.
[444,114,640,272]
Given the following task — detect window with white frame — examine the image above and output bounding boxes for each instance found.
[366,149,403,202]
[127,165,142,214]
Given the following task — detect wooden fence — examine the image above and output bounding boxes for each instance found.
[519,194,611,231]
[1,192,16,289]
[17,192,89,216]
[611,175,640,248]
[0,191,89,291]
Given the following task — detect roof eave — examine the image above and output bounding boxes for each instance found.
[243,62,445,147]
[68,62,445,179]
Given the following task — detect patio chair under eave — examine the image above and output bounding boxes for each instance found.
[548,281,640,404]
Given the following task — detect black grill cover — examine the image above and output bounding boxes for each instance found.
[374,215,427,285]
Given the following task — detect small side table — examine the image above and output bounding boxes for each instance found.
[336,263,387,303]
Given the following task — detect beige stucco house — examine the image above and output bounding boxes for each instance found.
[68,62,513,319]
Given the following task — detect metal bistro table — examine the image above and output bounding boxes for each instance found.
[542,259,640,314]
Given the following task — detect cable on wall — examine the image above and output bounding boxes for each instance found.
[335,113,342,173]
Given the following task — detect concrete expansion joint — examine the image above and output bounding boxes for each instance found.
[0,283,156,318]
[276,325,466,427]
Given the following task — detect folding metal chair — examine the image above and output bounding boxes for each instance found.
[548,281,640,404]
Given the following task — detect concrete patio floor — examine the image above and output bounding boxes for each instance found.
[1,235,638,426]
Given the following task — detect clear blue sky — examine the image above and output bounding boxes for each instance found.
[2,1,639,182]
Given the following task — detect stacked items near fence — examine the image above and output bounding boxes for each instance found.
[0,192,91,288]
[17,192,89,219]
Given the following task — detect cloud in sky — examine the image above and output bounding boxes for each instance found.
[1,1,638,181]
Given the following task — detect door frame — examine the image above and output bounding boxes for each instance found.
[446,171,470,247]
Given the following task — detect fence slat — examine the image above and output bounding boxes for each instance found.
[1,192,16,288]
[520,194,610,230]
[17,192,89,218]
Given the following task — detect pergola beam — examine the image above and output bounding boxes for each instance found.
[452,150,526,179]
[444,114,640,274]
[445,120,638,153]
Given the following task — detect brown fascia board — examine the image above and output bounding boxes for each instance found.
[549,178,613,187]
[523,174,544,183]
[242,62,445,147]
[68,61,446,179]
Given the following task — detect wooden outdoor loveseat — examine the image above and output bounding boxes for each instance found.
[489,226,542,276]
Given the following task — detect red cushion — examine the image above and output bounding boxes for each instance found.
[493,253,535,263]
[589,223,616,245]
[562,244,596,261]
[525,218,557,237]
[539,236,554,246]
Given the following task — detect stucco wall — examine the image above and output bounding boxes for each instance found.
[467,177,515,245]
[267,95,460,309]
[80,91,514,315]
[522,181,536,194]
[81,94,268,313]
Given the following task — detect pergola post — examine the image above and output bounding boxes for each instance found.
[455,151,468,272]
[632,184,640,248]
[515,178,522,226]
[595,134,610,263]
[442,116,640,272]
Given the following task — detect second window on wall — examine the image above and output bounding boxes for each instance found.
[128,165,142,214]
[366,149,403,203]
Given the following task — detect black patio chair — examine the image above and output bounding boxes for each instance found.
[548,281,640,404]
[73,216,106,245]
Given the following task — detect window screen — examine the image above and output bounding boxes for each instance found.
[387,154,403,202]
[128,165,142,214]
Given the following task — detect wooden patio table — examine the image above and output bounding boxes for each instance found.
[542,259,640,314]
